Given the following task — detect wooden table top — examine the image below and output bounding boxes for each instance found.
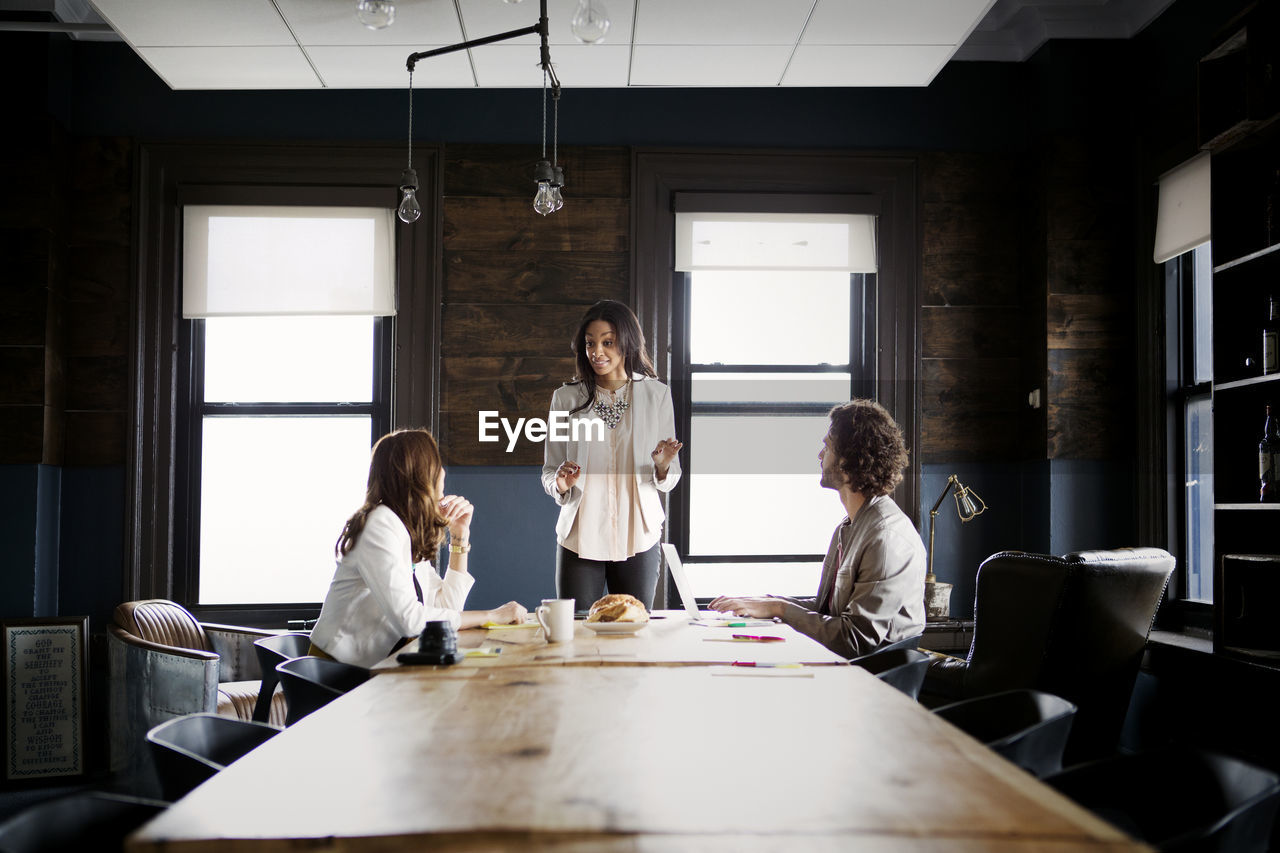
[127,664,1148,852]
[371,611,850,670]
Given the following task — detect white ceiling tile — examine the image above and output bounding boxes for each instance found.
[783,44,955,86]
[634,0,812,45]
[630,45,793,86]
[459,0,636,47]
[308,45,475,87]
[472,43,630,87]
[135,46,322,89]
[278,0,464,47]
[89,0,295,46]
[803,0,996,45]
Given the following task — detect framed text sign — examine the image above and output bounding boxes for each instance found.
[3,617,88,782]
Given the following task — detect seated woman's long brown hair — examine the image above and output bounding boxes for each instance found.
[335,429,450,563]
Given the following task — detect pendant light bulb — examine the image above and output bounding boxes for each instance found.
[356,0,395,29]
[533,181,555,217]
[550,166,565,212]
[570,0,610,43]
[533,159,556,216]
[398,168,421,224]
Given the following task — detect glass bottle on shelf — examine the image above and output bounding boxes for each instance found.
[1262,404,1279,503]
[1265,295,1278,375]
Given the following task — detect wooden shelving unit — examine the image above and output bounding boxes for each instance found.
[1202,1,1280,659]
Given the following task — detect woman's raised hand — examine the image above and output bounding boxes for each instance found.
[555,460,582,494]
[651,438,683,477]
[439,495,474,541]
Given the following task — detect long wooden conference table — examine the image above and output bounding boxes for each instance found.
[126,613,1148,852]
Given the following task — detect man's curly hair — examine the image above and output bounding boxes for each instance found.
[827,399,909,497]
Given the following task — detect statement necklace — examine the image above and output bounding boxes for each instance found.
[593,381,631,429]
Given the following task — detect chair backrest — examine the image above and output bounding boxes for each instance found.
[251,633,311,723]
[933,689,1077,778]
[276,657,371,726]
[962,548,1174,763]
[851,648,931,700]
[146,712,280,801]
[0,791,166,853]
[113,599,212,653]
[1045,746,1280,853]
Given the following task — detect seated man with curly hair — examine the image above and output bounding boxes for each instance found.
[710,398,926,658]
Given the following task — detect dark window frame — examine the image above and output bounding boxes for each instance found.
[631,152,920,607]
[1162,247,1214,630]
[672,260,874,567]
[130,142,440,627]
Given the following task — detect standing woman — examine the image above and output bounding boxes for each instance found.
[310,429,526,667]
[542,300,684,609]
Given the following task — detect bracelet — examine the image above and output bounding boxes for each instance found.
[449,541,471,554]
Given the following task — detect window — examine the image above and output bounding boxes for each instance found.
[179,205,395,614]
[671,206,877,598]
[131,142,438,624]
[191,316,388,605]
[1166,244,1213,603]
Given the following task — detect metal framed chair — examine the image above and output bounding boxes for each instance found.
[251,632,311,723]
[275,657,372,726]
[107,598,287,792]
[1044,746,1280,852]
[0,791,166,852]
[851,647,931,700]
[933,689,1077,777]
[145,712,280,801]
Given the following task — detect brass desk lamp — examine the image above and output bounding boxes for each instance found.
[925,475,988,620]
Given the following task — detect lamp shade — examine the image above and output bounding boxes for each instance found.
[675,211,877,273]
[1153,152,1211,264]
[183,205,396,318]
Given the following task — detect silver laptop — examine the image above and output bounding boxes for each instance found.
[661,543,773,625]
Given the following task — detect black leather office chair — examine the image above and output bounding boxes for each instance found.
[933,689,1077,778]
[921,547,1174,763]
[275,657,371,726]
[146,712,280,801]
[0,791,166,853]
[1044,746,1280,852]
[851,647,930,700]
[251,632,311,723]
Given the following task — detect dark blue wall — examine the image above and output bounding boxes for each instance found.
[1,466,40,616]
[437,466,560,610]
[54,40,1040,151]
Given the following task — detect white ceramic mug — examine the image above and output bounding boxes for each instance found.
[536,598,575,643]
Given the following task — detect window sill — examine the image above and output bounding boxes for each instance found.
[1148,628,1213,655]
[1148,629,1280,675]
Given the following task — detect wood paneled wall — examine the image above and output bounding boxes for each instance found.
[438,144,630,467]
[0,125,131,468]
[1042,135,1132,460]
[4,134,1125,471]
[0,119,63,465]
[918,139,1132,465]
[919,151,1034,464]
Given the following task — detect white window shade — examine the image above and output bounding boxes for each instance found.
[183,205,396,318]
[675,212,877,272]
[1153,153,1211,264]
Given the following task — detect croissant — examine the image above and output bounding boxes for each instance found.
[586,593,649,623]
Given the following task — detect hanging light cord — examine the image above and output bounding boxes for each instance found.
[406,67,414,173]
[541,66,548,161]
[552,85,559,170]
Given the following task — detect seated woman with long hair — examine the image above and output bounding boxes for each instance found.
[310,429,526,667]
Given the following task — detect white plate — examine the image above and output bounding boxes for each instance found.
[582,620,648,634]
